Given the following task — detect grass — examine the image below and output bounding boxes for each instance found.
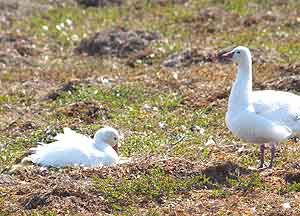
[1,0,300,214]
[94,165,212,212]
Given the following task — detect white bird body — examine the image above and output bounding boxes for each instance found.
[221,46,300,168]
[254,90,300,132]
[29,127,120,168]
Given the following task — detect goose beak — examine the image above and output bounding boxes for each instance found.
[217,46,236,64]
[219,51,234,61]
[217,51,234,64]
[113,144,118,152]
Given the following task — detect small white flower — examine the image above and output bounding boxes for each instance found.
[158,47,166,53]
[71,34,79,41]
[143,104,151,111]
[100,77,112,87]
[159,122,166,129]
[66,19,73,26]
[42,25,48,31]
[172,72,178,80]
[238,146,246,153]
[56,24,62,31]
[112,63,118,70]
[205,136,215,146]
[59,23,65,29]
[282,202,291,209]
[128,106,134,112]
[198,128,205,135]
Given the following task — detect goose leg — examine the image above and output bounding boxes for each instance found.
[269,143,276,168]
[259,144,265,168]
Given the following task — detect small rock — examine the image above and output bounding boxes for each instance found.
[250,207,256,213]
[282,202,291,209]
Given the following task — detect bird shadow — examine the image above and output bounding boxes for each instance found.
[201,161,253,186]
[285,172,300,183]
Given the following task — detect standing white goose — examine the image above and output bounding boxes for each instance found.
[28,126,121,167]
[220,46,300,169]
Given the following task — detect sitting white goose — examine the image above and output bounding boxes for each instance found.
[220,46,300,169]
[28,126,121,167]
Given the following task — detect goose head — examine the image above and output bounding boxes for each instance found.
[219,46,251,65]
[94,126,121,152]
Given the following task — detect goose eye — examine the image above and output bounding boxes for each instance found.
[236,51,240,54]
[114,137,117,141]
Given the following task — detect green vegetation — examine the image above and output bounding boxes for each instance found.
[95,165,212,212]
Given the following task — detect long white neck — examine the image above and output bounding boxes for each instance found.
[228,57,253,112]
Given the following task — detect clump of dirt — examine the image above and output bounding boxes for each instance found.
[14,170,103,213]
[261,75,300,92]
[1,120,36,135]
[45,80,79,100]
[126,48,154,67]
[162,48,215,68]
[0,34,40,68]
[193,7,239,33]
[279,63,300,76]
[75,27,160,58]
[75,0,124,7]
[149,0,189,5]
[242,11,279,27]
[198,7,235,22]
[57,101,110,123]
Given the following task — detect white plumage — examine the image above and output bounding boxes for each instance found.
[220,46,300,168]
[29,126,120,167]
